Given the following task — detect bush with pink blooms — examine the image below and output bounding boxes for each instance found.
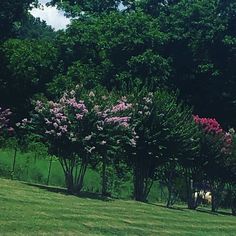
[194,115,233,211]
[0,107,14,141]
[31,88,134,194]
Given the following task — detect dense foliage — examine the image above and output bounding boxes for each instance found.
[1,0,236,216]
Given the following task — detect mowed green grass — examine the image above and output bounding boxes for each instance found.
[0,178,236,236]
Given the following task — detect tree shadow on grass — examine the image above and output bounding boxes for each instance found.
[147,202,186,211]
[24,182,113,202]
[147,202,233,216]
[196,208,232,216]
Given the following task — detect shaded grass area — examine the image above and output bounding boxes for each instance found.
[0,149,102,193]
[0,149,166,201]
[0,178,235,235]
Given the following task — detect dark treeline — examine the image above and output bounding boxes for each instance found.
[0,0,236,215]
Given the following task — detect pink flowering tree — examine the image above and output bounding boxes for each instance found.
[194,115,233,212]
[82,93,133,197]
[226,129,236,216]
[0,107,14,141]
[0,106,15,153]
[32,90,90,193]
[31,88,133,195]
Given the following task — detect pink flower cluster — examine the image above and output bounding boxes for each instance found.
[60,93,88,120]
[104,116,130,127]
[16,118,32,129]
[0,107,13,134]
[104,99,132,128]
[111,99,132,113]
[193,115,223,135]
[93,98,132,128]
[35,91,89,140]
[194,115,233,154]
[44,101,68,137]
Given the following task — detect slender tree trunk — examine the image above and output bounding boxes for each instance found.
[76,159,88,194]
[65,171,74,194]
[101,155,109,197]
[133,154,152,202]
[211,181,223,212]
[230,184,236,216]
[167,184,172,208]
[11,147,17,180]
[185,168,197,210]
[211,192,216,212]
[46,156,53,185]
[134,160,145,201]
[232,200,236,216]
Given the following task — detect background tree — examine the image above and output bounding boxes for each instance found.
[0,39,58,119]
[0,0,37,40]
[48,11,170,96]
[156,0,236,127]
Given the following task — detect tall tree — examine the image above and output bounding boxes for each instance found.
[0,0,37,40]
[48,11,170,96]
[156,0,236,127]
[0,39,58,118]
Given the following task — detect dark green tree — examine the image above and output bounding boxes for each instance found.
[156,0,236,127]
[0,39,58,118]
[49,11,170,96]
[0,0,37,40]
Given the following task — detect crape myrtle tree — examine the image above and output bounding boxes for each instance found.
[125,90,200,202]
[31,86,133,194]
[154,92,200,208]
[31,89,90,193]
[224,129,236,216]
[194,116,233,212]
[83,93,133,197]
[0,107,15,178]
[0,107,14,143]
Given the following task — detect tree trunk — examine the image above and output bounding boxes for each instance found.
[185,169,197,210]
[11,147,17,180]
[232,202,236,216]
[101,155,109,197]
[166,184,172,208]
[230,185,236,216]
[134,159,146,201]
[46,156,53,185]
[211,192,216,212]
[211,181,224,212]
[133,154,153,202]
[65,171,74,194]
[76,160,88,194]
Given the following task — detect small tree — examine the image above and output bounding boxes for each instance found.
[32,90,89,193]
[194,116,233,212]
[31,88,133,195]
[127,90,200,203]
[0,107,13,140]
[82,93,133,197]
[226,129,236,216]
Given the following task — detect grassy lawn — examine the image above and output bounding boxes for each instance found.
[0,149,162,201]
[0,178,235,235]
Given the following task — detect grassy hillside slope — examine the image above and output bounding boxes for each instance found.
[0,178,235,236]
